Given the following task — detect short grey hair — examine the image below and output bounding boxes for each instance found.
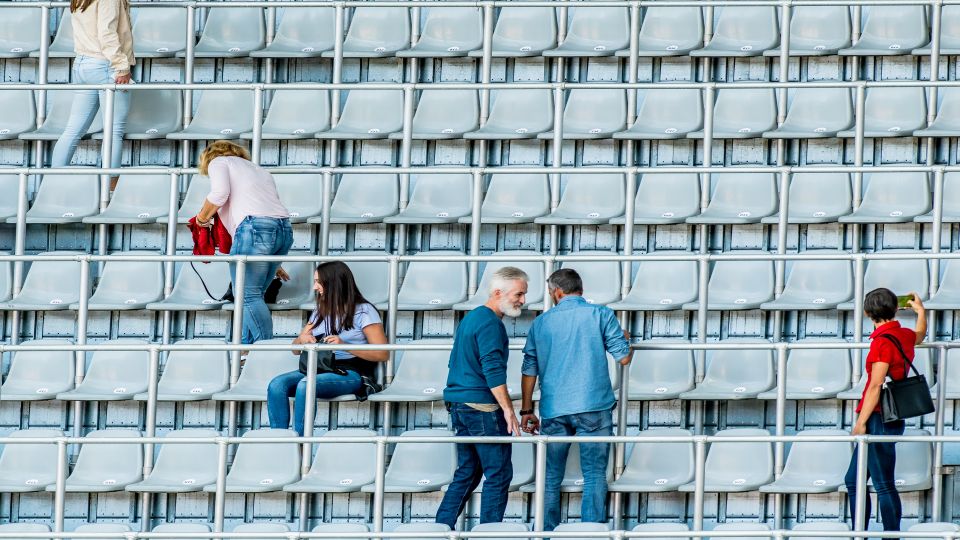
[489,266,529,296]
[547,269,583,295]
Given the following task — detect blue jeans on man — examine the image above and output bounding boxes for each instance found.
[229,216,294,344]
[541,407,613,531]
[435,402,513,528]
[845,412,905,531]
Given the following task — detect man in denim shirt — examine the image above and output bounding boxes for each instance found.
[520,268,631,530]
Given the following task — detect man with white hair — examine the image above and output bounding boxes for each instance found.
[435,266,529,528]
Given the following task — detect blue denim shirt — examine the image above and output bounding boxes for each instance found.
[522,295,631,419]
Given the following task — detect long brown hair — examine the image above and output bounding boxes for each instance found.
[312,262,370,334]
[71,0,98,13]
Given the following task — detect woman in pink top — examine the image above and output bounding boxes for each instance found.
[194,141,293,345]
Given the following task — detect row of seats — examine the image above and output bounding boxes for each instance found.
[4,85,960,142]
[3,5,958,60]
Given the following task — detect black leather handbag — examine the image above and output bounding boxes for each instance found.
[878,334,934,423]
[297,335,343,376]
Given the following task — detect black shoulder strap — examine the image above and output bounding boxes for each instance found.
[877,333,921,378]
[189,262,222,302]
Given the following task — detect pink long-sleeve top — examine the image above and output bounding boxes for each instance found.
[204,156,289,236]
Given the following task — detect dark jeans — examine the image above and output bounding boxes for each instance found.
[435,402,512,529]
[845,412,905,531]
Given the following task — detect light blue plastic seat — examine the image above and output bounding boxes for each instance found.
[156,174,209,225]
[839,348,934,400]
[914,88,960,138]
[388,90,479,140]
[359,429,456,492]
[838,429,931,492]
[31,11,74,58]
[926,259,960,310]
[538,89,626,139]
[617,5,703,57]
[284,428,377,493]
[688,87,777,138]
[614,89,703,140]
[0,88,35,139]
[762,88,854,139]
[19,89,102,141]
[56,339,150,401]
[150,523,211,540]
[681,255,775,310]
[691,5,779,57]
[786,522,850,540]
[464,89,554,140]
[759,429,851,493]
[146,261,232,311]
[757,340,852,399]
[251,7,336,57]
[679,344,775,400]
[83,173,171,224]
[50,429,142,492]
[760,172,852,224]
[272,174,324,223]
[133,338,229,401]
[624,342,695,400]
[0,252,10,303]
[468,7,557,57]
[914,6,960,55]
[202,429,300,493]
[0,7,42,58]
[550,524,610,540]
[837,87,928,138]
[760,258,853,310]
[520,441,613,493]
[241,90,330,140]
[396,251,468,310]
[69,254,164,310]
[837,254,929,311]
[763,6,852,56]
[223,259,314,311]
[213,340,299,402]
[707,524,772,540]
[168,90,254,140]
[839,6,928,55]
[686,172,778,224]
[230,524,290,539]
[452,251,546,311]
[0,429,64,492]
[315,87,403,140]
[387,524,451,538]
[368,340,451,402]
[471,522,529,539]
[839,172,931,223]
[907,524,960,534]
[628,524,691,540]
[535,173,625,225]
[0,174,18,221]
[609,254,698,311]
[543,6,629,56]
[325,7,410,57]
[678,428,774,492]
[126,429,219,493]
[611,173,700,225]
[70,524,132,539]
[9,173,99,224]
[560,251,622,305]
[399,7,482,57]
[0,339,75,401]
[0,252,90,311]
[457,173,550,224]
[0,523,50,538]
[383,174,473,224]
[132,7,188,57]
[318,172,399,224]
[177,7,265,58]
[608,428,694,492]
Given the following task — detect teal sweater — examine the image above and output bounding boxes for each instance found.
[443,306,509,404]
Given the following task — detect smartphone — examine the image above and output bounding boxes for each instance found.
[897,295,913,309]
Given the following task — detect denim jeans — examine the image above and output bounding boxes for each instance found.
[541,407,613,531]
[435,402,513,529]
[51,55,131,169]
[266,369,363,436]
[845,412,906,531]
[229,216,294,345]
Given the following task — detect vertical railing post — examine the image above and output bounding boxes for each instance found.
[373,438,387,533]
[773,169,791,342]
[140,346,161,532]
[853,437,869,531]
[36,5,50,172]
[299,348,319,530]
[692,436,706,532]
[549,84,564,257]
[932,344,947,521]
[533,439,547,532]
[695,254,709,434]
[773,343,788,528]
[10,172,29,345]
[53,438,68,533]
[480,2,494,122]
[98,88,115,261]
[851,83,866,257]
[162,172,179,346]
[852,255,865,383]
[73,258,92,444]
[227,259,247,441]
[468,171,484,295]
[252,86,264,164]
[320,172,333,256]
[213,437,229,532]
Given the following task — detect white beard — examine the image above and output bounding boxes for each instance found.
[500,299,522,318]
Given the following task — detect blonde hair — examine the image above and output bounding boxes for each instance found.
[198,141,250,176]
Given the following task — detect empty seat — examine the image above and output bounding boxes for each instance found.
[453,251,546,310]
[146,261,232,311]
[907,523,960,533]
[274,173,324,222]
[520,441,613,493]
[938,348,960,398]
[544,6,629,56]
[839,172,930,223]
[688,87,777,138]
[457,173,549,224]
[368,341,451,402]
[167,90,254,140]
[708,524,772,540]
[19,90,102,141]
[837,87,928,138]
[50,429,142,492]
[56,339,150,401]
[284,428,377,493]
[469,6,557,57]
[610,173,701,225]
[464,89,554,139]
[759,258,854,311]
[71,524,132,538]
[384,174,473,224]
[0,8,42,57]
[839,429,932,492]
[617,6,703,57]
[914,87,960,138]
[398,7,482,57]
[241,90,330,140]
[151,523,211,539]
[251,7,335,57]
[472,522,529,539]
[132,7,188,57]
[389,524,451,537]
[609,254,698,311]
[33,11,74,58]
[388,90,479,140]
[535,173,625,225]
[0,339,75,400]
[763,6,852,56]
[311,524,369,537]
[0,429,63,492]
[560,252,622,305]
[551,524,610,539]
[538,89,626,139]
[624,343,695,399]
[681,256,775,310]
[156,174,209,224]
[396,252,468,310]
[630,524,691,540]
[127,429,220,493]
[786,522,850,540]
[914,6,960,54]
[203,429,300,493]
[0,523,50,537]
[11,173,100,224]
[691,5,779,56]
[315,88,403,139]
[926,259,960,310]
[212,340,299,401]
[70,255,164,310]
[760,429,851,493]
[232,524,290,537]
[361,429,456,492]
[762,88,854,138]
[685,172,778,224]
[227,258,315,311]
[678,428,773,492]
[0,253,10,303]
[326,7,410,57]
[679,345,775,400]
[840,6,928,55]
[83,173,172,224]
[0,88,35,139]
[758,344,852,399]
[0,252,89,311]
[0,174,18,221]
[133,338,229,401]
[608,428,694,492]
[318,172,399,224]
[178,7,265,57]
[760,172,852,224]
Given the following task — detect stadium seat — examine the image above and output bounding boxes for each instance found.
[240,90,330,140]
[708,524,771,540]
[71,524,132,538]
[0,523,50,537]
[0,429,63,492]
[543,6,629,56]
[56,339,150,400]
[0,252,89,311]
[690,4,779,56]
[10,173,99,224]
[520,442,613,493]
[786,522,851,540]
[398,7,483,57]
[839,6,929,55]
[457,173,549,224]
[0,339,75,400]
[360,429,456,493]
[837,87,928,138]
[19,89,102,141]
[759,258,854,311]
[551,523,610,539]
[679,345,775,400]
[33,11,75,58]
[0,174,17,222]
[146,261,232,311]
[914,6,960,54]
[688,87,777,138]
[167,90,254,140]
[838,349,934,400]
[231,524,290,538]
[368,341,451,402]
[678,428,773,492]
[0,88,35,139]
[310,524,369,537]
[505,342,526,399]
[156,174,209,224]
[464,89,554,139]
[560,252,622,305]
[315,88,403,140]
[681,256,775,310]
[225,259,314,311]
[0,253,10,303]
[907,523,960,533]
[299,254,388,311]
[914,87,960,138]
[0,7,42,58]
[133,339,229,401]
[388,524,451,537]
[615,89,703,140]
[50,429,142,492]
[275,174,324,223]
[151,523,211,540]
[318,172,399,224]
[453,251,546,311]
[438,439,533,492]
[251,7,335,57]
[383,174,473,224]
[131,7,188,57]
[630,524,691,540]
[685,172,778,224]
[396,252,468,310]
[760,172,853,224]
[535,173,625,225]
[472,522,529,539]
[762,88,854,139]
[938,349,960,399]
[387,89,479,140]
[326,6,410,57]
[126,429,220,493]
[616,5,703,57]
[468,6,557,57]
[69,255,164,310]
[926,260,960,309]
[608,428,694,492]
[608,255,698,311]
[284,428,377,493]
[840,172,931,223]
[759,429,851,493]
[623,343,695,399]
[202,429,300,493]
[83,173,171,224]
[212,340,299,402]
[178,7,265,58]
[610,173,701,225]
[764,6,852,56]
[538,89,626,139]
[838,429,931,492]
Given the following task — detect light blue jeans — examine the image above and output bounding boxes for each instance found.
[267,369,363,436]
[51,55,131,169]
[229,216,294,345]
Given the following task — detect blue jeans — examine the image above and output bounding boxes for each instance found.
[229,216,294,345]
[541,408,613,531]
[51,55,131,169]
[845,412,905,531]
[267,369,363,436]
[435,402,513,529]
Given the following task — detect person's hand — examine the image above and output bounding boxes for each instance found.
[851,422,867,436]
[504,410,522,436]
[521,413,540,434]
[907,292,925,313]
[115,72,132,84]
[623,328,631,341]
[323,335,344,345]
[292,333,315,346]
[193,215,213,229]
[276,267,291,281]
[619,356,632,366]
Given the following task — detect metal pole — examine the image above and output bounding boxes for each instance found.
[853,437,869,531]
[398,84,414,259]
[140,347,161,532]
[252,86,264,164]
[302,349,319,441]
[10,172,29,345]
[776,1,791,126]
[320,172,333,256]
[851,83,866,256]
[386,257,399,383]
[479,2,493,122]
[543,257,555,311]
[852,254,865,381]
[53,439,67,533]
[625,3,640,123]
[932,345,948,521]
[932,169,945,300]
[213,438,229,532]
[533,439,547,532]
[373,439,387,533]
[692,437,706,531]
[929,0,943,129]
[549,83,564,257]
[468,171,484,295]
[162,173,179,347]
[227,260,247,441]
[36,6,50,158]
[773,343,788,528]
[98,89,115,261]
[184,5,196,131]
[73,259,92,443]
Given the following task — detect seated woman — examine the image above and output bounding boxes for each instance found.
[267,261,388,435]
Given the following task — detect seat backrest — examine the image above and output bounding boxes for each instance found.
[151,523,211,540]
[392,342,453,394]
[627,255,698,306]
[0,252,12,302]
[407,174,473,215]
[170,260,232,304]
[151,429,220,482]
[196,7,265,50]
[706,258,775,302]
[628,343,695,389]
[472,522,529,540]
[622,427,695,482]
[631,523,691,540]
[704,428,773,484]
[712,4,779,47]
[312,523,370,535]
[782,88,853,131]
[894,428,932,485]
[556,173,625,217]
[49,11,75,53]
[0,428,64,487]
[94,255,164,302]
[107,173,173,220]
[490,6,557,51]
[31,173,100,219]
[859,172,930,215]
[398,251,467,305]
[176,174,212,220]
[709,523,772,540]
[4,339,75,395]
[263,90,330,135]
[860,5,928,43]
[344,7,410,51]
[787,5,851,48]
[862,253,929,298]
[0,174,18,219]
[940,172,960,214]
[188,90,254,135]
[232,523,290,535]
[713,87,777,133]
[485,89,554,133]
[634,173,700,219]
[275,173,324,220]
[703,347,774,388]
[907,523,960,533]
[637,5,703,47]
[336,89,404,133]
[390,524,450,538]
[705,172,777,217]
[786,172,852,218]
[82,339,150,386]
[273,7,336,51]
[552,523,610,540]
[635,88,702,133]
[230,429,300,483]
[562,6,629,51]
[236,339,300,385]
[0,523,51,536]
[73,429,143,482]
[418,7,482,49]
[932,87,960,125]
[160,339,229,391]
[132,7,188,54]
[20,252,88,305]
[331,173,399,221]
[308,428,378,485]
[482,173,550,218]
[782,258,853,300]
[0,7,42,52]
[73,524,132,538]
[40,89,102,134]
[863,87,927,130]
[562,89,626,133]
[781,429,852,478]
[561,252,622,305]
[385,429,456,487]
[785,344,852,389]
[411,89,479,134]
[0,88,35,135]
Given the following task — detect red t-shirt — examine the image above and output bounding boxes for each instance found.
[857,321,917,413]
